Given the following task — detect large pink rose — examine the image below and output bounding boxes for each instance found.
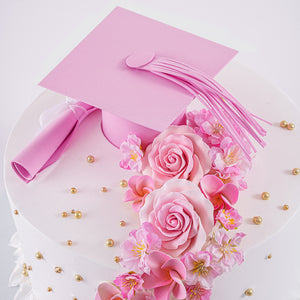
[139,179,214,257]
[142,125,211,188]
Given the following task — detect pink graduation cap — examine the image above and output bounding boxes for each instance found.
[11,7,266,183]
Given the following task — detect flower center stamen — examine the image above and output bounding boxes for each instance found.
[192,260,209,277]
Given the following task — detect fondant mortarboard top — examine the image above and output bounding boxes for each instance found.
[11,7,266,183]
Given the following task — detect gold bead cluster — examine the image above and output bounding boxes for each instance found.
[280,120,295,130]
[61,210,82,219]
[22,263,31,277]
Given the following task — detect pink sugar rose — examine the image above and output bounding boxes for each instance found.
[96,282,154,300]
[124,175,155,212]
[139,179,214,258]
[114,273,144,300]
[187,109,226,147]
[120,134,144,172]
[142,251,186,300]
[120,222,161,274]
[142,125,211,188]
[181,251,223,287]
[185,282,212,300]
[200,175,239,218]
[205,228,245,272]
[215,208,242,230]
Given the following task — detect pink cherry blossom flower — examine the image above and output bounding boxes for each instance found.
[120,222,161,274]
[124,175,155,212]
[96,282,155,300]
[205,228,245,272]
[142,251,186,300]
[120,134,144,172]
[139,179,214,258]
[185,282,212,300]
[209,137,251,190]
[200,175,239,218]
[186,109,227,147]
[114,273,144,300]
[215,208,242,230]
[181,251,223,287]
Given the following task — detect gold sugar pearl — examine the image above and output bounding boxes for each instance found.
[253,216,263,225]
[70,187,78,194]
[67,240,73,246]
[282,204,289,211]
[106,239,114,247]
[73,298,78,300]
[61,212,68,218]
[267,254,272,259]
[75,274,83,282]
[261,192,270,200]
[71,209,76,214]
[47,287,53,292]
[292,168,300,175]
[27,266,32,271]
[87,155,95,163]
[120,220,126,227]
[55,266,62,273]
[114,256,121,263]
[287,123,295,130]
[23,263,27,269]
[245,288,254,296]
[35,252,43,260]
[280,120,288,128]
[120,179,128,188]
[14,209,19,215]
[101,187,108,192]
[74,211,82,219]
[22,269,29,277]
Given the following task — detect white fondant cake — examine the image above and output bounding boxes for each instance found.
[5,61,300,300]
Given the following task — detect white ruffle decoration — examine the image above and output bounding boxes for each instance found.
[9,232,38,300]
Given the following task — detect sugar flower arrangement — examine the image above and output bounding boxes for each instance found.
[97,108,251,300]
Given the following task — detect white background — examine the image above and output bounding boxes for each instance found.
[0,0,299,298]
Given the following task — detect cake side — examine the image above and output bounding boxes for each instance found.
[4,62,300,300]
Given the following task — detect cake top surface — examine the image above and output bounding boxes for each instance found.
[4,62,300,269]
[39,6,237,132]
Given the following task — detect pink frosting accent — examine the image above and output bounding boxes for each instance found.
[124,176,155,212]
[139,179,214,257]
[142,251,186,300]
[200,175,239,218]
[142,125,211,188]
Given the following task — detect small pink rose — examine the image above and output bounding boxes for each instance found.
[124,175,155,212]
[142,251,186,300]
[142,125,211,188]
[139,179,214,257]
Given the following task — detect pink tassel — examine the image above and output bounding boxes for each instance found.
[128,54,269,161]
